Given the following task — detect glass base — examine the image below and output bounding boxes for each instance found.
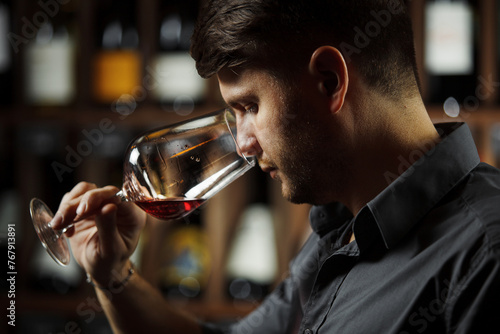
[30,198,70,266]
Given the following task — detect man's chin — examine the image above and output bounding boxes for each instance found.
[281,183,309,205]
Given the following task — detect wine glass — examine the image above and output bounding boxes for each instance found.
[30,109,255,266]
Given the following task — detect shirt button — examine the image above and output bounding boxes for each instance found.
[304,329,313,334]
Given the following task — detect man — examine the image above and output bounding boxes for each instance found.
[52,0,500,333]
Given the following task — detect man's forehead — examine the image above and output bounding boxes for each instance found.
[217,66,250,83]
[217,67,269,103]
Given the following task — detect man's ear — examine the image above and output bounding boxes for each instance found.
[308,46,349,113]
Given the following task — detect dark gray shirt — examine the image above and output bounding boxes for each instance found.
[203,122,500,333]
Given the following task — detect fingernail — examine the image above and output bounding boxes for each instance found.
[76,202,87,216]
[50,213,63,229]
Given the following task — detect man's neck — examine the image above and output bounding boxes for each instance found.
[342,97,440,216]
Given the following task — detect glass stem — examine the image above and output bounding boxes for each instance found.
[52,224,73,238]
[61,225,73,234]
[115,190,128,201]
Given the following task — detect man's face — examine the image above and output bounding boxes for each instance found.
[218,67,348,205]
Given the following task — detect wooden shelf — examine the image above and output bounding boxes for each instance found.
[4,292,256,320]
[2,103,224,127]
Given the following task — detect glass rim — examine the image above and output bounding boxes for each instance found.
[223,108,255,166]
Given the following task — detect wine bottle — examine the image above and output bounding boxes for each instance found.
[17,125,82,293]
[24,2,76,106]
[425,0,477,107]
[225,171,278,301]
[93,0,141,105]
[0,0,12,106]
[226,203,278,301]
[0,125,17,293]
[151,0,206,115]
[158,212,210,300]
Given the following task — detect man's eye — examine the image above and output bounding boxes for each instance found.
[245,105,258,113]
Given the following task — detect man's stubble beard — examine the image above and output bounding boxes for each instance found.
[274,99,348,206]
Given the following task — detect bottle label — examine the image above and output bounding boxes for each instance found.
[151,51,206,103]
[425,2,473,75]
[0,5,10,72]
[93,50,141,103]
[25,40,75,105]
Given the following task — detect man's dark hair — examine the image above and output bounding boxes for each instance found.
[191,0,419,99]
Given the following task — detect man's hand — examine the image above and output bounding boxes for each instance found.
[50,181,147,287]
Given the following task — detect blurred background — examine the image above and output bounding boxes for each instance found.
[0,0,499,333]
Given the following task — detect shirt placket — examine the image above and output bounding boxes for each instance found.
[298,243,359,334]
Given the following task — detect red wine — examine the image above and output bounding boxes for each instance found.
[135,198,205,220]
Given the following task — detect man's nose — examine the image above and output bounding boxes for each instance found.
[236,115,261,158]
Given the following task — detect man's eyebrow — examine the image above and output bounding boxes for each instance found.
[224,90,258,108]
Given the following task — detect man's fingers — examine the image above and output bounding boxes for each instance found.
[74,185,120,219]
[51,182,97,229]
[61,181,98,203]
[94,203,120,259]
[51,184,120,230]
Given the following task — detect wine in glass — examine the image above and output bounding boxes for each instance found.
[30,109,255,266]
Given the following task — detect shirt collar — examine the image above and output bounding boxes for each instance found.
[357,122,480,250]
[309,201,353,237]
[309,122,481,252]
